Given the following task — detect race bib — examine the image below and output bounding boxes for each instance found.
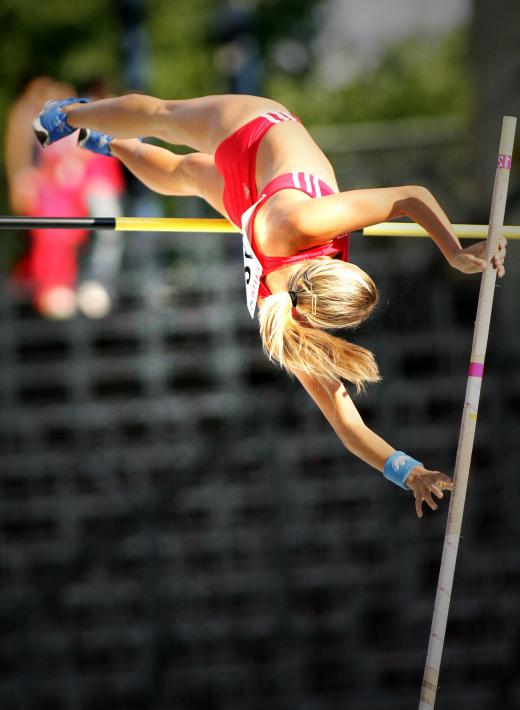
[241,197,265,318]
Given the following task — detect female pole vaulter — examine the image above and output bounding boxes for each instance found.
[33,92,507,516]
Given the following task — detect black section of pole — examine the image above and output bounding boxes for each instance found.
[0,217,117,230]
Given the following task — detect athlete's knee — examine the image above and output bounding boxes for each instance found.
[119,93,163,114]
[119,93,172,138]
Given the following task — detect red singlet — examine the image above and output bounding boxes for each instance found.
[214,111,349,301]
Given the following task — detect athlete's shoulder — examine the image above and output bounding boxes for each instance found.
[257,194,310,257]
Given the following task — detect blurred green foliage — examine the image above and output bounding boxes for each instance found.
[0,0,121,108]
[0,1,470,197]
[256,0,327,61]
[267,28,471,124]
[147,0,217,98]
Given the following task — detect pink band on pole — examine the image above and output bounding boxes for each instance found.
[468,362,484,378]
[497,154,512,169]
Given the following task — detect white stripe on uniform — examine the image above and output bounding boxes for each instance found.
[292,171,301,188]
[262,113,280,124]
[303,172,312,193]
[313,175,322,197]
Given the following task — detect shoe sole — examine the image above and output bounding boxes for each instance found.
[32,115,50,147]
[77,128,89,148]
[77,128,112,156]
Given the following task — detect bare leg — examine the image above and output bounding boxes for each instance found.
[63,93,290,154]
[108,138,227,215]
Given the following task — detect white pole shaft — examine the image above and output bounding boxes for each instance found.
[419,115,517,710]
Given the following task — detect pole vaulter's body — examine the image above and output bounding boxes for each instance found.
[11,90,511,514]
[4,96,515,702]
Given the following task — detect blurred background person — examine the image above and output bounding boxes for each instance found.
[5,76,125,319]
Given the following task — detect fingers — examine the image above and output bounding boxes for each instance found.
[425,494,439,512]
[413,485,437,518]
[431,485,443,499]
[458,236,507,277]
[414,491,438,518]
[437,474,453,490]
[492,237,507,278]
[412,472,453,518]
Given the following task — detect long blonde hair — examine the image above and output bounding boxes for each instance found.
[258,258,380,392]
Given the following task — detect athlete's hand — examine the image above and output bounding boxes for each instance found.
[449,237,507,278]
[406,467,453,518]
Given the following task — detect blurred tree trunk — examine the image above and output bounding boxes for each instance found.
[471,0,520,221]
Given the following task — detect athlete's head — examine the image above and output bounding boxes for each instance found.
[258,257,380,391]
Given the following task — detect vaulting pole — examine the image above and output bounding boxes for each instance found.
[418,115,516,709]
[0,216,519,238]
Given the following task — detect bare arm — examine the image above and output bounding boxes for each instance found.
[296,372,394,468]
[289,185,461,257]
[284,185,506,276]
[296,372,452,517]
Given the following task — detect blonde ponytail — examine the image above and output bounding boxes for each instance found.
[258,258,380,392]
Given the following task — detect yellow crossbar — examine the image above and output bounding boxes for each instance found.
[116,217,240,233]
[2,215,518,237]
[363,222,520,239]
[116,217,520,238]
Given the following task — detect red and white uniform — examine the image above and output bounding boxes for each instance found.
[214,112,349,316]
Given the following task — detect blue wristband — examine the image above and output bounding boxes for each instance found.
[383,451,423,490]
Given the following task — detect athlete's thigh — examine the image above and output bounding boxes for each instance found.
[180,152,227,217]
[162,94,290,154]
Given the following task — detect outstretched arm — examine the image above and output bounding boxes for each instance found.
[285,185,506,277]
[296,372,453,518]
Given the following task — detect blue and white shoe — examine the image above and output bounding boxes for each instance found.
[77,128,113,156]
[33,97,89,147]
